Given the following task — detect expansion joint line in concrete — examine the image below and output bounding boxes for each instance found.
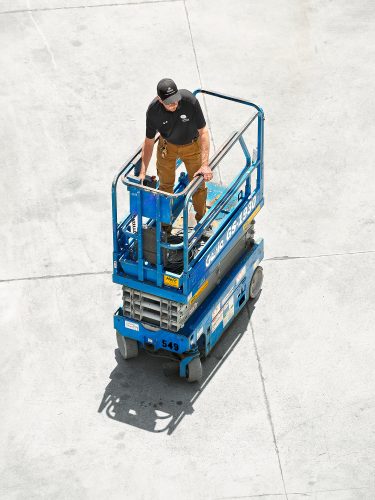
[182,0,220,184]
[265,249,375,262]
[247,309,289,500]
[26,0,57,69]
[3,249,374,283]
[218,486,371,499]
[0,270,112,284]
[0,0,180,15]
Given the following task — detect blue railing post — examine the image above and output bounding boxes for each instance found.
[156,195,163,286]
[239,134,251,197]
[136,190,144,281]
[257,109,264,193]
[182,201,190,295]
[111,184,119,276]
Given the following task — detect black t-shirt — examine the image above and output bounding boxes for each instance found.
[145,89,206,145]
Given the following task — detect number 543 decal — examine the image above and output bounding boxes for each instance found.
[162,340,179,351]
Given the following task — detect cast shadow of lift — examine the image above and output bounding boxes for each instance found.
[98,295,260,435]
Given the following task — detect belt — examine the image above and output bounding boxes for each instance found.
[161,136,198,146]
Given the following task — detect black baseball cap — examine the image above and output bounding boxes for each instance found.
[157,78,182,104]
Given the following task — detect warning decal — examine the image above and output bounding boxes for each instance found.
[223,296,234,327]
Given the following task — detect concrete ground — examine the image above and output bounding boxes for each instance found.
[1,0,375,498]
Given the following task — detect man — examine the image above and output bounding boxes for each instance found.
[139,78,213,230]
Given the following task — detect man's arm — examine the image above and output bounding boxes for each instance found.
[199,126,210,166]
[139,137,155,182]
[194,126,213,181]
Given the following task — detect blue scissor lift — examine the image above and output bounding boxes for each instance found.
[112,90,265,382]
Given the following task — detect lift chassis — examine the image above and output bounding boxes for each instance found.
[112,89,265,382]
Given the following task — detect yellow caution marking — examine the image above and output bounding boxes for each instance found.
[163,275,180,288]
[243,205,261,232]
[189,280,208,304]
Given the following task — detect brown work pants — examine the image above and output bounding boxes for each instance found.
[156,137,207,222]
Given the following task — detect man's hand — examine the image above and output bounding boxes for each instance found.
[194,165,213,182]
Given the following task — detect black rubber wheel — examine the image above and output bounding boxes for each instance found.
[116,331,139,360]
[249,266,263,299]
[187,357,202,383]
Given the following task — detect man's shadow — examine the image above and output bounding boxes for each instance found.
[98,295,260,435]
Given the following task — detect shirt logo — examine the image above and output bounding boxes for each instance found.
[180,114,189,122]
[163,121,168,124]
